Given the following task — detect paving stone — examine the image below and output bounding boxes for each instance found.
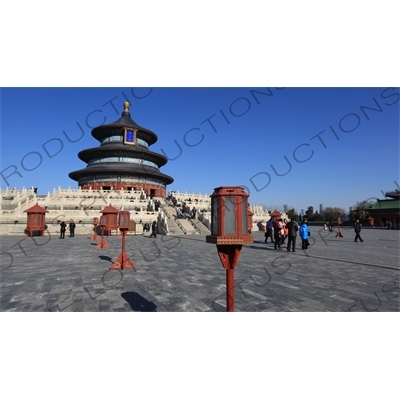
[1,229,399,312]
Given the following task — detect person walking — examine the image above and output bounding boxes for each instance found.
[299,218,310,250]
[354,219,364,242]
[60,221,66,239]
[69,220,76,237]
[264,217,274,244]
[149,220,158,238]
[273,218,284,250]
[282,218,288,244]
[286,218,299,252]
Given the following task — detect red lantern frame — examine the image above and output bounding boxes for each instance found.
[206,186,254,311]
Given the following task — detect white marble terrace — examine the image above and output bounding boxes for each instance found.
[0,187,276,236]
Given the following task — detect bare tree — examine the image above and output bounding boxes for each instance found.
[324,207,346,222]
[349,200,375,222]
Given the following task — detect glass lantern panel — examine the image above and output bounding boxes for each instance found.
[212,197,219,235]
[242,198,247,235]
[224,196,236,235]
[120,214,129,227]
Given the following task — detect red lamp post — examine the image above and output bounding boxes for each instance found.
[96,215,110,249]
[206,186,254,311]
[336,216,343,237]
[110,211,134,270]
[90,217,99,240]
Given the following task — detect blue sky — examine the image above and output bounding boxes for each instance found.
[1,87,399,212]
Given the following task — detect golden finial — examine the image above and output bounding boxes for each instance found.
[123,101,130,112]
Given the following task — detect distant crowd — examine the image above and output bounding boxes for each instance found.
[264,213,374,250]
[168,192,197,220]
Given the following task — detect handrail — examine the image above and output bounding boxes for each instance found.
[174,218,187,234]
[188,217,202,234]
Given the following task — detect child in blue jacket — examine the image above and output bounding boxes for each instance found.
[299,218,311,250]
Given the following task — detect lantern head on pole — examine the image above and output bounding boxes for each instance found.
[118,211,130,230]
[206,186,254,245]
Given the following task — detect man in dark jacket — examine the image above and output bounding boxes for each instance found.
[69,220,76,237]
[60,221,66,239]
[286,218,299,252]
[150,220,157,238]
[354,219,364,242]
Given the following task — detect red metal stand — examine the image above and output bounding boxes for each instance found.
[335,224,343,237]
[96,226,110,249]
[217,244,242,312]
[90,224,99,240]
[110,230,134,270]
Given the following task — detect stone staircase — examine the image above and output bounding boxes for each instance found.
[161,201,210,235]
[189,218,210,235]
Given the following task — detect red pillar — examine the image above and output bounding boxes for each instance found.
[217,245,242,312]
[110,230,134,270]
[96,226,109,248]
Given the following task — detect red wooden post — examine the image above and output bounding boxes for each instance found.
[336,216,343,237]
[96,215,110,248]
[110,211,134,270]
[216,244,242,311]
[90,217,99,240]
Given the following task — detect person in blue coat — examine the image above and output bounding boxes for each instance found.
[299,218,311,250]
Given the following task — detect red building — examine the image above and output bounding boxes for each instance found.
[366,190,400,229]
[69,102,173,198]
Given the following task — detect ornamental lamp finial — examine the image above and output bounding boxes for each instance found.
[123,101,130,112]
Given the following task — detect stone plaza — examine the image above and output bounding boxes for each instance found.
[1,227,399,312]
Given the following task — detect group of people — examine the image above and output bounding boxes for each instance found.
[323,221,334,232]
[59,220,76,239]
[265,216,311,251]
[176,204,197,219]
[142,222,151,232]
[266,215,366,249]
[142,221,158,237]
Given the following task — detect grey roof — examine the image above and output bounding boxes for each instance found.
[91,110,158,145]
[69,163,174,185]
[77,143,168,167]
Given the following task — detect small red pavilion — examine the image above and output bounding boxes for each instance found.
[100,204,119,236]
[24,203,48,237]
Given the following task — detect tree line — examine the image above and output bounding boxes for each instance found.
[283,200,375,223]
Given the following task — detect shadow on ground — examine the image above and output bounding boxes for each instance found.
[121,292,157,312]
[98,255,112,261]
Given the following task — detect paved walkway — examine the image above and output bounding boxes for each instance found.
[1,227,399,311]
